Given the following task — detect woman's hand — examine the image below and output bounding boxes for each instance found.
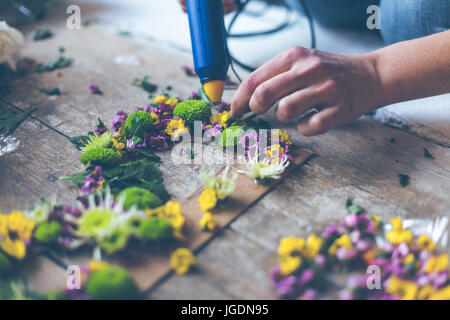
[178,0,237,15]
[230,46,383,136]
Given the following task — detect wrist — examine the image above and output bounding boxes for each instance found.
[361,50,392,110]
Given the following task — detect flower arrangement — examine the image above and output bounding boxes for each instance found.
[270,201,450,300]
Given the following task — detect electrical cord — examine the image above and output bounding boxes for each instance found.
[226,0,316,75]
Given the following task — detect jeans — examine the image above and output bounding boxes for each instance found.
[294,0,450,44]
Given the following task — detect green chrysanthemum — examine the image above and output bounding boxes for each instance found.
[86,266,140,300]
[119,187,162,210]
[98,228,129,254]
[219,126,245,147]
[138,217,173,240]
[80,147,121,167]
[34,221,62,244]
[173,100,212,128]
[125,216,145,235]
[123,110,153,137]
[81,132,113,153]
[77,208,116,238]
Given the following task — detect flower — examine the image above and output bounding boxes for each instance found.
[170,248,196,275]
[154,95,169,104]
[81,166,105,196]
[165,118,189,139]
[89,84,102,95]
[67,187,144,252]
[0,21,24,70]
[417,234,435,251]
[239,146,290,181]
[386,217,413,245]
[279,255,302,275]
[328,234,353,255]
[385,276,418,300]
[0,211,35,260]
[88,260,110,273]
[210,111,231,128]
[278,237,305,256]
[146,201,185,239]
[303,235,324,259]
[198,188,217,212]
[264,144,284,159]
[199,166,237,200]
[425,254,449,274]
[80,132,113,154]
[239,131,259,154]
[199,212,218,232]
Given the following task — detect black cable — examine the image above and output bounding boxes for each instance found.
[226,0,316,73]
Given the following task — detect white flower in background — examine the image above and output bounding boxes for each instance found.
[0,21,25,70]
[239,146,290,182]
[199,165,237,200]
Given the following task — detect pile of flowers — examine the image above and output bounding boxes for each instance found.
[270,202,450,300]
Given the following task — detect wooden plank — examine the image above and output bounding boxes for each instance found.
[0,102,80,212]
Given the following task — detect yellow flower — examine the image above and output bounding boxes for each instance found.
[210,111,231,128]
[146,201,185,239]
[278,237,305,256]
[417,285,434,300]
[88,260,110,272]
[386,276,418,300]
[165,97,179,107]
[272,129,292,145]
[425,254,449,274]
[429,285,450,300]
[170,248,196,275]
[198,188,217,212]
[371,215,380,230]
[328,234,353,255]
[154,95,168,104]
[199,212,218,232]
[111,138,125,150]
[265,144,284,158]
[303,234,323,259]
[417,234,435,251]
[404,253,415,264]
[0,211,35,260]
[150,112,160,125]
[165,118,189,139]
[390,217,403,230]
[279,255,302,275]
[386,229,414,246]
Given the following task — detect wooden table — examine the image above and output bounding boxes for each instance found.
[1,17,449,299]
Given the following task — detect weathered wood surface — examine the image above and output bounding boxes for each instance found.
[1,17,449,299]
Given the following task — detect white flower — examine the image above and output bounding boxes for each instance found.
[238,146,290,181]
[26,196,57,224]
[0,21,24,70]
[199,165,237,200]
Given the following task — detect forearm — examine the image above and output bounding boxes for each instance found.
[368,30,450,108]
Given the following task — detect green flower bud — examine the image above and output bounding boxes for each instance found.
[119,187,162,210]
[86,266,140,300]
[80,147,121,167]
[219,126,245,147]
[34,221,62,244]
[173,100,212,128]
[138,217,173,240]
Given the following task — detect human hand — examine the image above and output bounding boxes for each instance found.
[230,46,383,136]
[178,0,238,15]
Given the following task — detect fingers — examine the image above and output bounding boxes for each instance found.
[274,88,324,123]
[296,106,347,136]
[231,46,307,118]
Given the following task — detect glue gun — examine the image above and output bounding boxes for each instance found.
[186,0,230,102]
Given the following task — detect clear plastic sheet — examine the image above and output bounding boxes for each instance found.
[0,134,20,156]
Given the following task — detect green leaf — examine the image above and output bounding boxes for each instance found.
[132,76,157,94]
[33,28,53,41]
[36,57,73,73]
[0,107,36,138]
[39,88,61,96]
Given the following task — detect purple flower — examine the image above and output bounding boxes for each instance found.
[149,135,169,151]
[392,243,410,260]
[80,166,105,195]
[336,247,358,261]
[299,269,314,285]
[89,84,102,95]
[314,254,326,268]
[94,117,107,136]
[112,109,128,130]
[276,275,298,299]
[182,65,196,77]
[356,240,371,252]
[204,124,223,138]
[338,289,354,300]
[215,101,231,113]
[300,289,316,300]
[126,139,135,150]
[322,224,339,238]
